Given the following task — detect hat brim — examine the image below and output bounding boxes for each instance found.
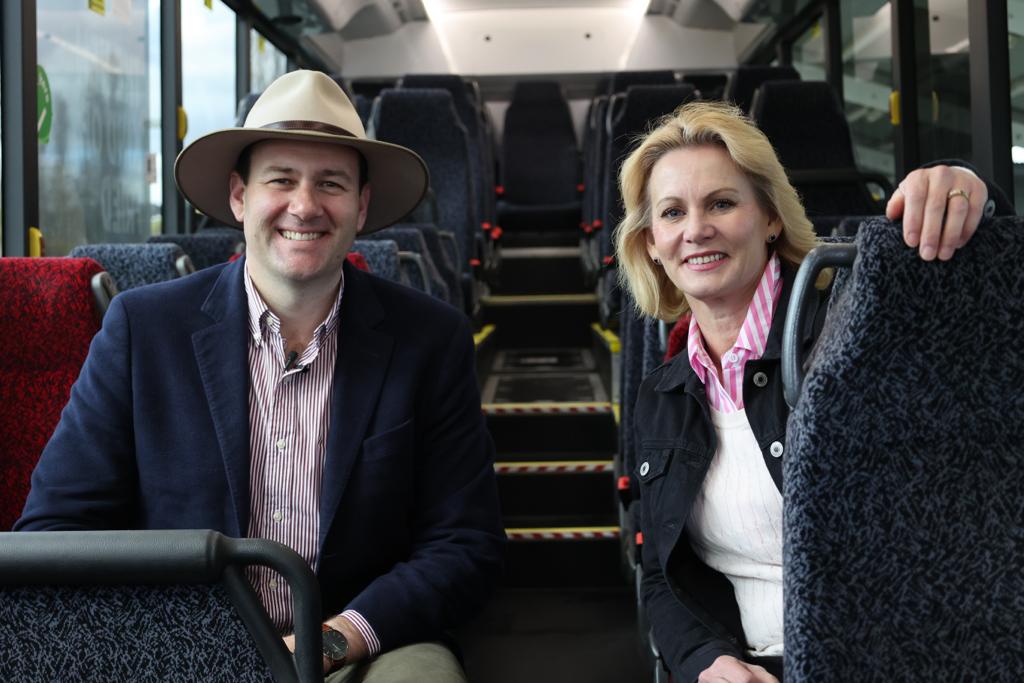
[174,128,429,234]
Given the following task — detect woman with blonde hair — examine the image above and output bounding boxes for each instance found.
[616,101,1009,683]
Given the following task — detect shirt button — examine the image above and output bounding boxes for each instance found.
[753,371,768,388]
[269,579,278,589]
[639,461,650,476]
[770,441,784,458]
[272,509,283,522]
[726,352,738,364]
[276,438,286,451]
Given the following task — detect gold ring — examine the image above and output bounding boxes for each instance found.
[947,188,970,202]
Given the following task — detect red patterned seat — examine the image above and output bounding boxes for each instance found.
[0,258,108,530]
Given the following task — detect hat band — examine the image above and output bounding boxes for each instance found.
[261,120,357,138]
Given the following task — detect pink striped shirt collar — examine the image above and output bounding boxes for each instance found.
[687,253,783,412]
[243,264,344,358]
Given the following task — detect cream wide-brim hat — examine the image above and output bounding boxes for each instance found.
[174,70,429,234]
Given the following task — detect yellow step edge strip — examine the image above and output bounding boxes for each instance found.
[612,403,621,426]
[481,293,598,306]
[494,460,614,474]
[473,323,496,347]
[482,401,613,414]
[506,526,620,540]
[590,323,621,353]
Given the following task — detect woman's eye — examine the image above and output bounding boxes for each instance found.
[712,199,734,210]
[661,207,683,219]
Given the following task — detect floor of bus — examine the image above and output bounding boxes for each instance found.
[460,230,650,681]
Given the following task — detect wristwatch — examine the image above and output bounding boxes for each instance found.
[321,623,349,670]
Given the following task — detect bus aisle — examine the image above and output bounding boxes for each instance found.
[460,228,649,681]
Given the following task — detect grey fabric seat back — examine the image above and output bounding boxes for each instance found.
[353,93,373,126]
[751,80,886,217]
[501,81,579,205]
[236,92,262,126]
[372,88,478,274]
[0,530,322,682]
[724,64,800,112]
[681,72,728,100]
[618,291,649,485]
[68,243,190,291]
[352,239,407,285]
[600,84,697,261]
[399,74,494,226]
[148,229,245,270]
[785,216,1024,680]
[368,226,450,303]
[388,222,462,309]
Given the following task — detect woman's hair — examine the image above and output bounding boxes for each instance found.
[614,100,824,320]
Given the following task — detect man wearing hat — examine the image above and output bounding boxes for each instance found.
[17,70,504,681]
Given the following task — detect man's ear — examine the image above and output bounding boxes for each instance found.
[228,172,246,222]
[355,184,371,234]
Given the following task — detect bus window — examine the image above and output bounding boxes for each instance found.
[842,0,896,186]
[182,0,236,148]
[250,30,289,95]
[36,0,159,255]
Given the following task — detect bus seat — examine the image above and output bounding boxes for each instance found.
[398,74,496,228]
[607,70,677,94]
[580,95,610,284]
[0,257,108,531]
[366,226,449,302]
[681,72,729,100]
[353,93,373,127]
[149,228,246,270]
[370,88,480,286]
[69,243,194,292]
[723,64,800,113]
[597,84,697,328]
[497,81,581,232]
[352,239,408,287]
[0,530,322,682]
[784,216,1024,680]
[382,223,461,308]
[751,80,890,217]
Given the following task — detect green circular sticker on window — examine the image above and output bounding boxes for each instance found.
[37,65,53,144]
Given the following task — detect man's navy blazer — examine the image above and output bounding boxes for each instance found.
[16,257,506,652]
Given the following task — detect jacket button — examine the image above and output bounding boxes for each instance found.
[753,371,768,388]
[770,441,784,458]
[639,461,650,476]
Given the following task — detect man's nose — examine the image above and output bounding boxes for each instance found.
[288,182,323,221]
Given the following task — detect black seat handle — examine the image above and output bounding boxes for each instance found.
[782,243,858,409]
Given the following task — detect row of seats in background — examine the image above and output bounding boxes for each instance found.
[0,223,461,533]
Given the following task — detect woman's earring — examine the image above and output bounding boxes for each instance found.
[766,233,778,244]
[653,256,661,265]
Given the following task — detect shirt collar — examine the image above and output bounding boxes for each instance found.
[243,264,345,348]
[685,253,782,384]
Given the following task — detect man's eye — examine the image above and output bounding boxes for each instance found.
[269,178,293,186]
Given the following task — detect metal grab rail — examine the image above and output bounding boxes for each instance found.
[781,243,858,409]
[0,529,322,683]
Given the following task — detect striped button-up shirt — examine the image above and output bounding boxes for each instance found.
[687,253,782,412]
[243,266,380,655]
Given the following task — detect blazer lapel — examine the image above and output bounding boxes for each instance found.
[319,264,394,551]
[192,259,252,537]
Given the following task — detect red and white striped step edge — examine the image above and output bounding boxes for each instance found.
[482,401,613,416]
[494,460,614,474]
[506,526,620,542]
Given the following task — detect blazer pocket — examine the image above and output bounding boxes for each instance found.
[361,418,414,463]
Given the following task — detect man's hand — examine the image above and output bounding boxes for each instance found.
[282,614,370,674]
[886,165,988,261]
[698,655,780,683]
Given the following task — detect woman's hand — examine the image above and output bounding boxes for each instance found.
[885,165,989,261]
[698,655,780,683]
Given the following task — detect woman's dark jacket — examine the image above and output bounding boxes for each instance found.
[634,170,1013,683]
[634,264,826,682]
